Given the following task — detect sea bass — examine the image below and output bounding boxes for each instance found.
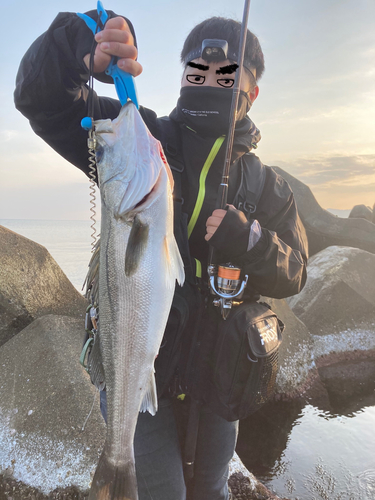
[87,102,184,500]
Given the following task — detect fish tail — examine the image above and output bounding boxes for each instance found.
[89,450,138,500]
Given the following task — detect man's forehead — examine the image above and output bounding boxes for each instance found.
[187,59,239,74]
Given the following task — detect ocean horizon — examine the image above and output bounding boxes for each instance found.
[1,210,350,291]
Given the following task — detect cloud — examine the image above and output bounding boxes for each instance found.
[273,154,375,209]
[276,154,375,187]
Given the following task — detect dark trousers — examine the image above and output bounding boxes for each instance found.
[99,391,238,500]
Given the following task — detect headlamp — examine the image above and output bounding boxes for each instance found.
[201,39,229,61]
[183,38,255,79]
[184,39,235,65]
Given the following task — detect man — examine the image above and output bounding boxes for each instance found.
[15,10,308,500]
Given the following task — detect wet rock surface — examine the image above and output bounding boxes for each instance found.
[229,453,286,500]
[318,356,375,410]
[229,471,287,500]
[0,475,87,500]
[263,298,314,397]
[0,226,87,347]
[0,315,105,494]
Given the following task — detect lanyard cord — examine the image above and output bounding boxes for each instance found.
[86,20,102,252]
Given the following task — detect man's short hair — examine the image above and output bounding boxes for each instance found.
[181,17,265,84]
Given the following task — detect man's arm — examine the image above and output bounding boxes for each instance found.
[14,11,141,177]
[206,168,308,299]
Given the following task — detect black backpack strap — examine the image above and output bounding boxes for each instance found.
[233,153,266,218]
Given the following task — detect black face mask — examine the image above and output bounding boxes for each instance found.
[175,86,252,137]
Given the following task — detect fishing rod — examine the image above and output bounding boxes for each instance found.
[208,0,252,319]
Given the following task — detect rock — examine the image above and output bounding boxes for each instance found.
[0,315,106,495]
[263,298,315,397]
[0,226,87,346]
[229,453,286,500]
[318,357,375,410]
[272,166,375,257]
[348,204,373,222]
[287,246,375,358]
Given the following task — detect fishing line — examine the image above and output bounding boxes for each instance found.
[81,387,99,432]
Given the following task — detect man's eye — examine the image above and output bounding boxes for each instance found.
[186,74,205,85]
[217,78,234,88]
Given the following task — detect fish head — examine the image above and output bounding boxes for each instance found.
[94,103,172,220]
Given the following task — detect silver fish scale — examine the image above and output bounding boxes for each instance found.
[99,193,176,463]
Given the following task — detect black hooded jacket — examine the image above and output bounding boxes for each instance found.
[14,10,308,303]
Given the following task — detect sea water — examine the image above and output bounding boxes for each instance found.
[237,390,375,499]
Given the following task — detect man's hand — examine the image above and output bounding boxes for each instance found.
[83,17,142,77]
[205,207,232,241]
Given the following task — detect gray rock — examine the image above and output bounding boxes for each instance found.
[0,315,105,494]
[229,452,285,499]
[263,298,314,397]
[318,358,375,409]
[287,247,375,356]
[0,226,87,346]
[349,204,373,222]
[272,166,375,257]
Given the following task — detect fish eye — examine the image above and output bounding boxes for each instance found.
[186,74,206,85]
[217,78,234,88]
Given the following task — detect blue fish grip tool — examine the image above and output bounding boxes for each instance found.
[77,0,139,130]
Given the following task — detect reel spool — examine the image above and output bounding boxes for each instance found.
[208,263,248,319]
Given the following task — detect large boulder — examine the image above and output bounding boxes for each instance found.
[0,226,87,346]
[0,315,105,494]
[273,167,375,257]
[348,204,373,222]
[287,246,375,358]
[263,298,315,397]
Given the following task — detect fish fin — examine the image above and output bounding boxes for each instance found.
[83,237,100,301]
[139,369,158,416]
[164,236,185,287]
[89,450,137,500]
[125,215,149,277]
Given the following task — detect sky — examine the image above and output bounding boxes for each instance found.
[1,0,374,220]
